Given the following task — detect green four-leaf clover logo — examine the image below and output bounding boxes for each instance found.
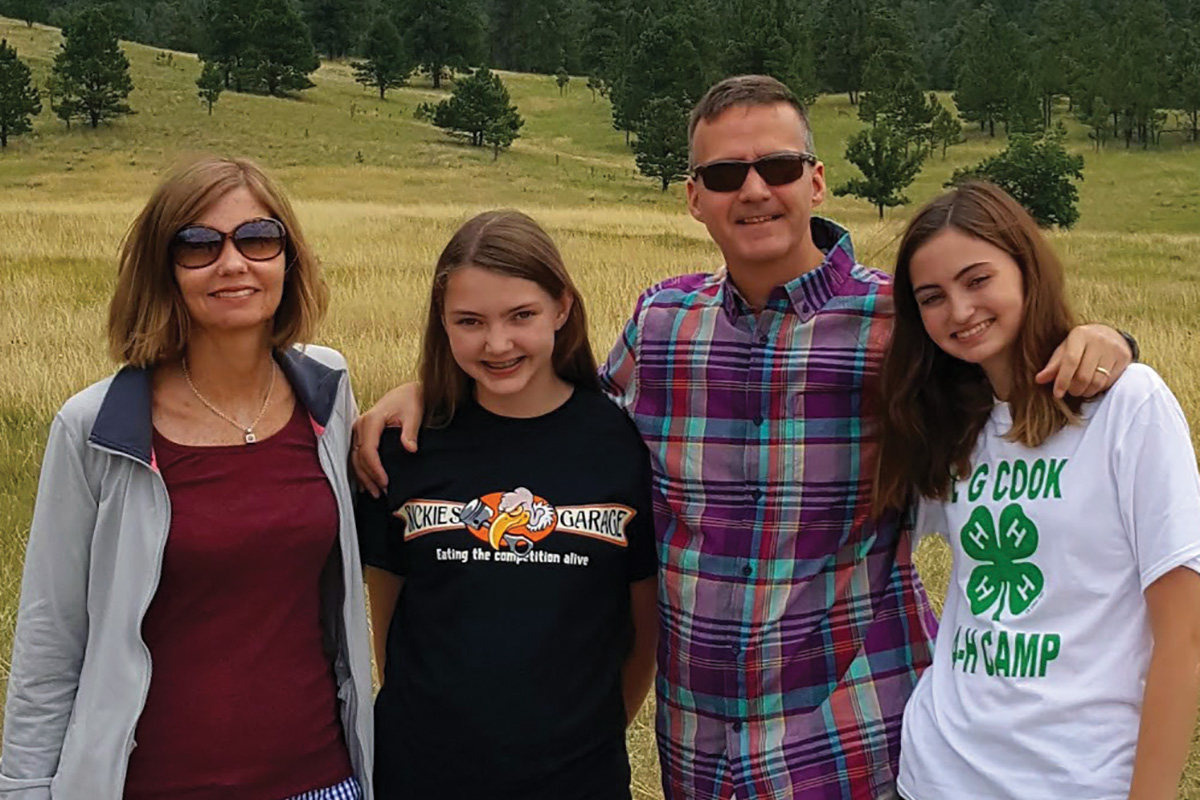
[961,503,1044,621]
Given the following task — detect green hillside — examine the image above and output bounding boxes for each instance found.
[3,15,1200,234]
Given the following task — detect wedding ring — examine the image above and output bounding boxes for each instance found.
[1095,366,1111,376]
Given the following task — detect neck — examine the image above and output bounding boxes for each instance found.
[982,357,1014,401]
[726,239,826,310]
[475,372,574,419]
[181,328,275,403]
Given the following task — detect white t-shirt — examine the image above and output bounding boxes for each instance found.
[898,364,1200,800]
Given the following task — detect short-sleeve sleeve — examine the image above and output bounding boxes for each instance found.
[625,444,658,583]
[598,297,644,416]
[1114,384,1200,591]
[355,430,409,576]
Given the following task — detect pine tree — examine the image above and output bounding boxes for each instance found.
[400,0,485,89]
[1170,22,1200,141]
[352,16,411,100]
[816,0,872,104]
[857,7,923,128]
[200,0,247,89]
[718,0,819,107]
[8,0,46,28]
[248,0,320,96]
[0,39,42,148]
[432,66,523,158]
[953,4,1017,137]
[196,59,223,114]
[305,0,365,59]
[50,7,134,129]
[833,122,925,219]
[929,97,963,158]
[633,93,690,191]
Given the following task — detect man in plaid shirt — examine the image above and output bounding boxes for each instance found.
[353,75,1133,800]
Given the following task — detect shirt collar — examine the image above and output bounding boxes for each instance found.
[719,216,857,323]
[88,347,343,465]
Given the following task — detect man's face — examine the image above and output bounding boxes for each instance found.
[686,103,826,276]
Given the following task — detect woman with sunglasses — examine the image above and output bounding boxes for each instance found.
[0,155,373,800]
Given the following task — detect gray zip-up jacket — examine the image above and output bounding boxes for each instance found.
[0,345,374,800]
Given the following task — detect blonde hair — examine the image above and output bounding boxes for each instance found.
[107,154,328,366]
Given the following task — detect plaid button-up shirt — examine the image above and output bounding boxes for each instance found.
[600,218,937,800]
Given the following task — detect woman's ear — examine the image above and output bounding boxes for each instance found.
[555,292,574,331]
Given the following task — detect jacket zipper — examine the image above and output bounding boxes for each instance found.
[88,442,172,796]
[315,389,368,791]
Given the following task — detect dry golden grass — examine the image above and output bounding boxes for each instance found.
[3,200,1199,798]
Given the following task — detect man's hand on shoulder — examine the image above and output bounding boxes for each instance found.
[1035,324,1135,399]
[351,382,424,497]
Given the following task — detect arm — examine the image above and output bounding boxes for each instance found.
[1128,566,1200,800]
[1035,324,1135,398]
[622,576,658,725]
[598,297,645,415]
[365,567,404,684]
[1,417,98,796]
[351,382,424,497]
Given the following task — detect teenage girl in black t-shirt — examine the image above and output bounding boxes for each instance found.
[356,210,659,800]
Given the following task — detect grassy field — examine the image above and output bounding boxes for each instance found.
[2,15,1200,796]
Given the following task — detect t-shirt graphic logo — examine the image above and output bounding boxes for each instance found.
[398,488,636,561]
[459,488,557,558]
[961,503,1045,621]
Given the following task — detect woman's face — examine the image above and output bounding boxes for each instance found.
[441,266,571,412]
[172,186,287,339]
[908,227,1026,383]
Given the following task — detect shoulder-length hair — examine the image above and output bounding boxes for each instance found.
[421,210,599,427]
[107,154,328,366]
[874,181,1082,514]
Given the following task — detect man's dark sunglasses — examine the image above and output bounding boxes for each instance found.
[692,152,817,193]
[171,217,287,269]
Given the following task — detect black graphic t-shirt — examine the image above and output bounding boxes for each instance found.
[357,388,657,800]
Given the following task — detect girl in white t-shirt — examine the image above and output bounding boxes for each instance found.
[874,181,1200,800]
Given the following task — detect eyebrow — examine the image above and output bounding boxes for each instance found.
[913,261,989,293]
[447,303,537,317]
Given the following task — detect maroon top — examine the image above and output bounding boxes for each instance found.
[124,403,353,800]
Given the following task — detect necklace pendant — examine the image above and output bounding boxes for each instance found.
[244,431,257,444]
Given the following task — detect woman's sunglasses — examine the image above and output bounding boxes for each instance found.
[691,152,817,193]
[170,217,287,269]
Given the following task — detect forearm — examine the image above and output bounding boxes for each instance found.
[365,567,403,683]
[1129,564,1200,800]
[1128,637,1200,800]
[622,577,659,724]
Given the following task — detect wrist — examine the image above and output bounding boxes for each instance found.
[1119,329,1140,362]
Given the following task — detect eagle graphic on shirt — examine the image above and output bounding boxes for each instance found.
[395,487,636,560]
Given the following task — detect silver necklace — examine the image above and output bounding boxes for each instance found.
[181,356,277,444]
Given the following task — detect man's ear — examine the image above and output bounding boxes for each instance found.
[686,177,704,222]
[810,161,827,208]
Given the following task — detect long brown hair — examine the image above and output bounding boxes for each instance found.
[107,154,327,366]
[420,210,599,426]
[874,181,1082,514]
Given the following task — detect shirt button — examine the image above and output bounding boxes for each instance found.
[732,721,743,732]
[757,333,768,345]
[750,489,762,501]
[753,414,764,425]
[742,564,753,577]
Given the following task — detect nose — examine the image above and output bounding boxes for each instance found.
[737,164,773,202]
[483,324,513,354]
[213,236,249,275]
[947,291,975,325]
